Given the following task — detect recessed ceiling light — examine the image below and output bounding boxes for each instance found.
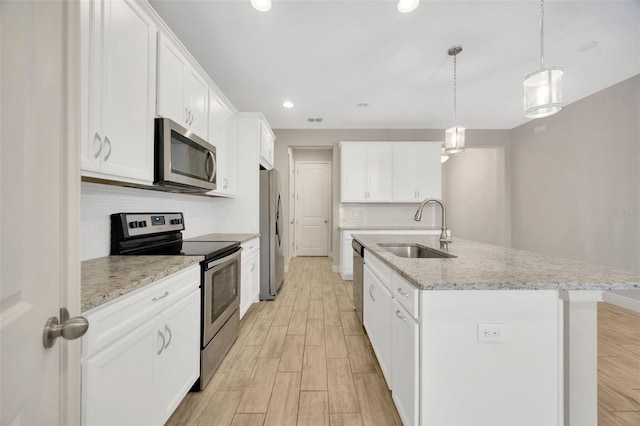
[250,0,271,12]
[283,101,294,109]
[356,103,369,109]
[577,41,599,53]
[397,0,419,13]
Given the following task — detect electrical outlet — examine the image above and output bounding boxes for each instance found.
[477,323,507,342]
[353,211,359,217]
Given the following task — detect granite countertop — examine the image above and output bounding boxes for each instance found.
[353,233,640,291]
[186,233,259,243]
[81,255,203,312]
[340,225,440,231]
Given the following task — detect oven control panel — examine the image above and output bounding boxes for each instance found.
[113,212,185,238]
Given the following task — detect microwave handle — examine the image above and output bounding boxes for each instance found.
[205,151,216,183]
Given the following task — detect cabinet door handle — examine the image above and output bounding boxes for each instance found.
[416,190,420,198]
[369,284,375,302]
[164,324,172,349]
[185,107,190,123]
[152,291,169,302]
[223,178,228,189]
[189,111,194,126]
[93,132,103,159]
[250,261,255,272]
[103,136,112,162]
[395,310,407,321]
[157,330,165,355]
[396,288,409,298]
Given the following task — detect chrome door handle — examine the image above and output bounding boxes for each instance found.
[395,310,407,321]
[164,324,172,349]
[93,132,103,159]
[103,136,112,161]
[43,308,89,348]
[396,288,409,297]
[189,111,194,126]
[185,107,190,124]
[157,330,165,355]
[152,291,169,302]
[369,284,375,302]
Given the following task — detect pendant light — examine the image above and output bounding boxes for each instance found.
[523,0,563,118]
[444,46,465,154]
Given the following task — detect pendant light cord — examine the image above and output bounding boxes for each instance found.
[453,53,457,128]
[540,0,545,68]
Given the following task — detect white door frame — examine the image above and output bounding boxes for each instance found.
[294,160,332,257]
[61,2,83,424]
[288,148,296,260]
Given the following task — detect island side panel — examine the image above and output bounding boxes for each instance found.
[560,290,602,426]
[420,290,562,426]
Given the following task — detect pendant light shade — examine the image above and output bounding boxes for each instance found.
[444,46,465,154]
[445,126,465,154]
[524,0,563,118]
[397,0,419,13]
[524,67,563,118]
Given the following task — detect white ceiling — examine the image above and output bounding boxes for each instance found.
[149,0,640,130]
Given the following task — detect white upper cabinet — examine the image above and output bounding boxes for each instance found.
[260,121,275,169]
[207,89,237,197]
[157,32,208,140]
[82,0,156,185]
[392,142,442,202]
[340,142,392,202]
[341,141,441,203]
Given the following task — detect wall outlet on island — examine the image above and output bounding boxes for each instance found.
[477,323,507,342]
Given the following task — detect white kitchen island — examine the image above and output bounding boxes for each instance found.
[353,234,640,426]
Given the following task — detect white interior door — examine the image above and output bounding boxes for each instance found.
[1,2,81,425]
[288,149,295,260]
[295,162,330,256]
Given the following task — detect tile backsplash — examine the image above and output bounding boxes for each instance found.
[339,203,437,227]
[81,182,230,260]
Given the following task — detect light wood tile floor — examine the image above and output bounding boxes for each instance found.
[168,258,640,426]
[167,257,401,426]
[598,302,640,426]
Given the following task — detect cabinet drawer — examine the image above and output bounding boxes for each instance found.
[241,238,260,256]
[391,272,419,319]
[83,265,200,357]
[364,249,392,290]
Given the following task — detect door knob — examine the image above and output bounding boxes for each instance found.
[43,308,89,348]
[324,220,328,223]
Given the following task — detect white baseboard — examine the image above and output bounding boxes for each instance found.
[603,290,640,313]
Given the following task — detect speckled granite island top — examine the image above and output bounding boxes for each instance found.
[353,234,640,291]
[186,233,259,243]
[81,255,203,312]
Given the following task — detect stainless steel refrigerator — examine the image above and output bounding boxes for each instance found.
[259,169,285,300]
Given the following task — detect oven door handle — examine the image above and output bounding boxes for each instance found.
[206,248,242,270]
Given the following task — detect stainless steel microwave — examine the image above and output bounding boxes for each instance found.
[154,118,216,193]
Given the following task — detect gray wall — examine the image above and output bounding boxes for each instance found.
[510,74,640,272]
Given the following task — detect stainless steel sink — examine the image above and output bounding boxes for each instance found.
[379,244,456,259]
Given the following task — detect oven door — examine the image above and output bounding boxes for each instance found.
[202,248,241,346]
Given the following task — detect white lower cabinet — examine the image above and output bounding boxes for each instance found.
[240,238,260,318]
[363,263,393,388]
[392,299,420,426]
[82,265,200,426]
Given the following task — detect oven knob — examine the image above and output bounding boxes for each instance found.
[137,221,147,228]
[129,222,138,229]
[141,221,147,227]
[170,219,178,225]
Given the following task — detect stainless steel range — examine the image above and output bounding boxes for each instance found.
[111,212,240,390]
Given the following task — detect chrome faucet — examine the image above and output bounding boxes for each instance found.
[414,198,453,250]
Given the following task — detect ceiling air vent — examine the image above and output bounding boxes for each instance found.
[307,118,323,123]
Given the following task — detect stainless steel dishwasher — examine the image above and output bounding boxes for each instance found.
[352,239,364,324]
